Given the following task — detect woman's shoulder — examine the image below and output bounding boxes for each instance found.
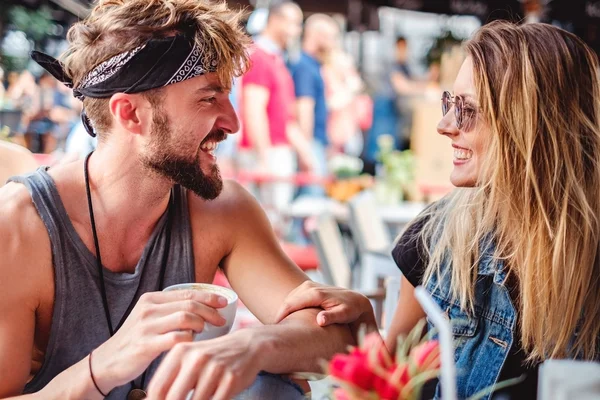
[391,207,435,288]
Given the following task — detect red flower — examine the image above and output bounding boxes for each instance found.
[353,332,392,369]
[329,353,377,391]
[410,340,441,372]
[373,364,409,400]
[373,375,399,399]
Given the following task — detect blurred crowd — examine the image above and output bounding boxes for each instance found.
[0,68,85,155]
[0,1,444,225]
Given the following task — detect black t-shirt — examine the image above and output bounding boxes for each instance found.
[391,217,538,399]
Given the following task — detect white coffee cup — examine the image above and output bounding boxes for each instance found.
[163,283,238,341]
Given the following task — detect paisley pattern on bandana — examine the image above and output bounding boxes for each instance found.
[165,43,218,86]
[78,45,146,91]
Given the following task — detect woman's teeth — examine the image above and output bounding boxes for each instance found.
[201,141,219,154]
[454,148,472,160]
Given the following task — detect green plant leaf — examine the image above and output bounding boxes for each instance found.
[465,374,526,400]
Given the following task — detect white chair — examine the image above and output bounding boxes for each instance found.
[348,190,391,254]
[309,213,353,289]
[538,360,600,400]
[309,214,400,328]
[348,191,401,291]
[381,275,401,334]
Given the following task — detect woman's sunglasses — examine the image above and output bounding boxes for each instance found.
[441,91,477,131]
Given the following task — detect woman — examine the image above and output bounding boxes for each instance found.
[276,21,600,399]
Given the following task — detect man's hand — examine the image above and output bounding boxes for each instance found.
[91,290,228,394]
[147,328,262,400]
[275,281,377,337]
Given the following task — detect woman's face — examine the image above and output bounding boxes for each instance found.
[437,57,491,187]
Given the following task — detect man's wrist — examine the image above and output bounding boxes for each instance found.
[246,326,282,373]
[88,345,119,396]
[46,355,105,400]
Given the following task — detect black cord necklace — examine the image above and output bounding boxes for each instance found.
[84,152,173,400]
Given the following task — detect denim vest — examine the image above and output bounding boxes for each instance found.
[425,241,516,400]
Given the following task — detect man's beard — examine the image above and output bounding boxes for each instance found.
[141,106,224,200]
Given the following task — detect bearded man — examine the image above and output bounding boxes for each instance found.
[0,1,364,399]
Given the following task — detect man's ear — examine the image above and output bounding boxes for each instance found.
[109,93,149,135]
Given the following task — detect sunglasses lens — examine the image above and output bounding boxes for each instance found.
[441,92,450,116]
[455,96,463,129]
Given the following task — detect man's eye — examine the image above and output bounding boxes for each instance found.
[203,97,217,104]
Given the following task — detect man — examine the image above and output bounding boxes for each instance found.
[239,2,314,230]
[0,1,354,399]
[363,36,421,174]
[24,72,76,154]
[289,13,339,191]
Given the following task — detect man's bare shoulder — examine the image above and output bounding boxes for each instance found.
[187,179,264,218]
[0,182,51,278]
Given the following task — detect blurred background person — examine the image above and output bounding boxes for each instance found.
[239,1,314,232]
[322,47,369,158]
[287,13,339,244]
[5,70,36,110]
[22,72,75,154]
[362,36,423,175]
[390,36,415,149]
[289,14,340,194]
[4,70,37,148]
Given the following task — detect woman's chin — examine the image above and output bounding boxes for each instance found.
[450,170,477,188]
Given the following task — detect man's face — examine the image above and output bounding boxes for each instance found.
[316,23,339,58]
[139,73,238,200]
[275,6,303,48]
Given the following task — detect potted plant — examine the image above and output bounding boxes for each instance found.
[375,134,415,204]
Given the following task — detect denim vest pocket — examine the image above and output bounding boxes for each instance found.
[427,280,515,400]
[428,292,479,358]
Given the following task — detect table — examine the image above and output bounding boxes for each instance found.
[282,196,426,227]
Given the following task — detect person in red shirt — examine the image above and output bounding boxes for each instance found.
[239,2,314,231]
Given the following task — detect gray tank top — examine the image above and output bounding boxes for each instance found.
[11,168,195,398]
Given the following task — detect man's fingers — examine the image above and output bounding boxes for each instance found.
[191,363,224,400]
[141,290,228,309]
[146,345,185,400]
[152,331,195,354]
[164,355,205,400]
[211,371,237,400]
[151,300,226,328]
[317,305,355,326]
[150,311,213,337]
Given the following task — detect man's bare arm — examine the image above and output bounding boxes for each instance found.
[296,97,315,141]
[286,122,315,173]
[221,182,353,372]
[0,185,103,400]
[242,84,271,162]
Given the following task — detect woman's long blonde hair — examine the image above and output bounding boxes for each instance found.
[419,21,600,361]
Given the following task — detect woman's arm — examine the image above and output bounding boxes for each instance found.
[384,275,426,352]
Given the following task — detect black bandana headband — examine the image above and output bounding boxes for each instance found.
[31,35,218,137]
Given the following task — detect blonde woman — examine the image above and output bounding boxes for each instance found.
[276,21,600,399]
